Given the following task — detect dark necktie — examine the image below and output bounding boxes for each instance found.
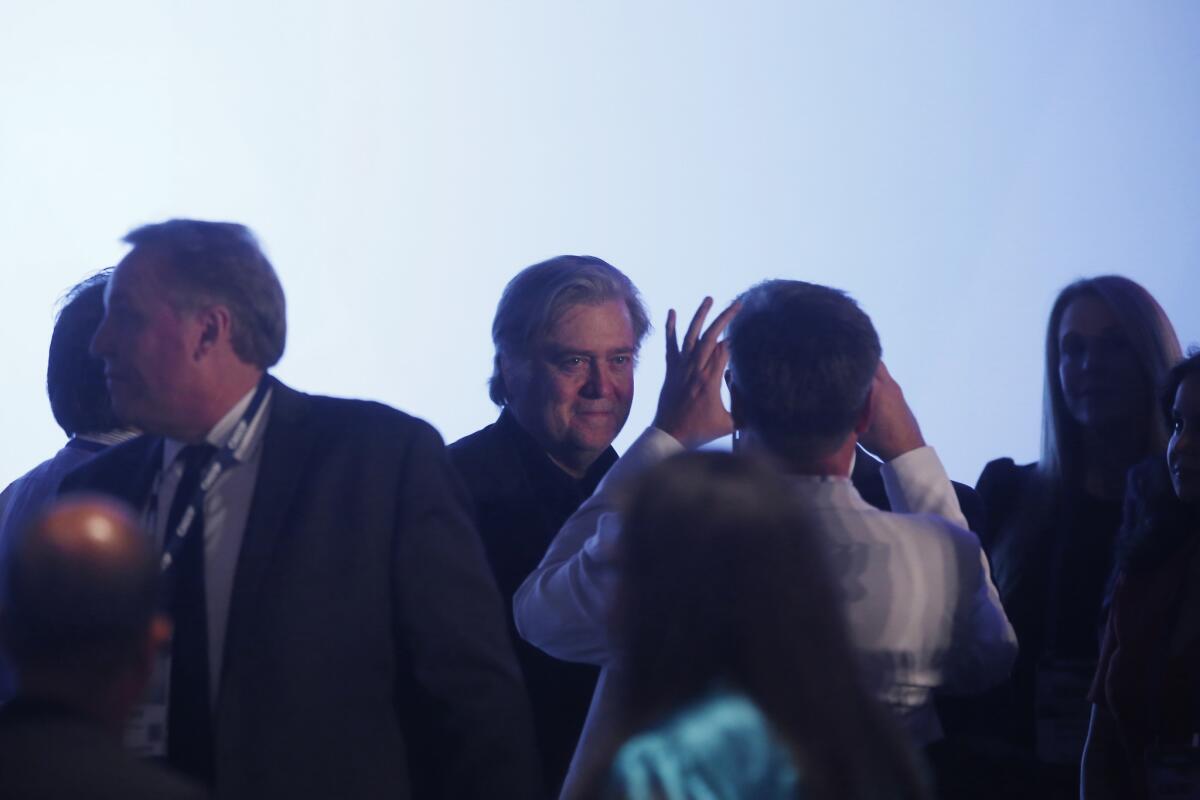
[164,443,218,786]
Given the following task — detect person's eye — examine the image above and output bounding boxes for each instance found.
[1098,336,1132,356]
[1173,417,1185,434]
[109,307,139,327]
[1060,336,1084,358]
[559,356,587,371]
[612,355,632,366]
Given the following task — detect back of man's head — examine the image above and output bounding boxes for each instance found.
[47,270,121,437]
[123,219,287,369]
[0,496,160,697]
[727,280,881,459]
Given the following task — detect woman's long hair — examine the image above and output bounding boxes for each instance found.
[1040,275,1180,488]
[595,451,926,800]
[992,275,1180,597]
[1113,352,1200,579]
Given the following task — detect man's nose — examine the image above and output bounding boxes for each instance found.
[580,362,608,398]
[1177,424,1197,455]
[90,315,112,358]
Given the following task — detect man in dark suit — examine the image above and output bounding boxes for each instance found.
[449,255,650,795]
[61,220,540,799]
[0,495,205,800]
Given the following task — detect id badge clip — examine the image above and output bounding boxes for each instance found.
[123,646,171,758]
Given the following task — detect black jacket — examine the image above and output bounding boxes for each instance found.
[60,379,541,800]
[449,410,612,797]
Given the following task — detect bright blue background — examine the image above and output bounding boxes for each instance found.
[2,1,1198,486]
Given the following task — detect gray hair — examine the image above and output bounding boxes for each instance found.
[123,219,287,368]
[489,255,650,405]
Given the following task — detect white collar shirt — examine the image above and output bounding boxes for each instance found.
[154,383,273,705]
[514,426,1017,797]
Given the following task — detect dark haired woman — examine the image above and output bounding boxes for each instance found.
[584,451,928,800]
[1082,353,1200,798]
[961,276,1180,797]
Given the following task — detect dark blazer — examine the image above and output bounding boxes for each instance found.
[851,446,987,534]
[448,411,610,797]
[0,697,207,800]
[59,379,541,800]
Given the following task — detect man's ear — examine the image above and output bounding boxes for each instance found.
[193,305,233,359]
[498,352,531,396]
[725,370,745,428]
[853,384,875,436]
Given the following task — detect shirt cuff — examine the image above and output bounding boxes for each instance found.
[879,446,952,514]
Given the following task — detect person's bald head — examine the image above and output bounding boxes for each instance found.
[1,495,160,680]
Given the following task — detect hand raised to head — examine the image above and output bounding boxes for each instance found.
[858,361,927,462]
[652,297,740,448]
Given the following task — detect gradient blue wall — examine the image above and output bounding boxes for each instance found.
[2,1,1198,486]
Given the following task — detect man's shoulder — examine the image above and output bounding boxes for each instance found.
[57,435,160,500]
[283,387,443,446]
[976,457,1037,495]
[447,418,503,459]
[446,418,514,481]
[844,494,982,558]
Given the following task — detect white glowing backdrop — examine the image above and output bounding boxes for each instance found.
[2,1,1198,488]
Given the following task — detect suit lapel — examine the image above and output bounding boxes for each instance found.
[218,379,317,691]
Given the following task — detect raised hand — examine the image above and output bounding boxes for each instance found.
[858,361,926,461]
[652,297,740,448]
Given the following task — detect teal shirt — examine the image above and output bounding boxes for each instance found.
[605,691,802,799]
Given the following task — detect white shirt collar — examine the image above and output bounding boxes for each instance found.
[162,384,266,469]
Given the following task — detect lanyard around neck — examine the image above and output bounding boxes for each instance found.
[157,377,272,573]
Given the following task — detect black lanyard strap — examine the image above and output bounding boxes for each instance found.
[157,377,272,574]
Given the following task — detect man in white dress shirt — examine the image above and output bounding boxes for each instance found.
[513,280,1018,796]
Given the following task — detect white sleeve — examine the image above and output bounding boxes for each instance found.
[879,446,968,529]
[940,524,1019,692]
[882,447,1016,690]
[512,427,684,666]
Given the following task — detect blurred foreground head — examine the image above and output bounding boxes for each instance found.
[0,496,165,725]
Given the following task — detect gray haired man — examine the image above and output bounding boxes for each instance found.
[448,255,650,796]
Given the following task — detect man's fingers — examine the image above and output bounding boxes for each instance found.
[703,339,732,380]
[681,297,714,353]
[694,301,740,368]
[665,308,679,358]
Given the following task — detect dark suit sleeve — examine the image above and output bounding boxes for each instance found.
[392,421,543,800]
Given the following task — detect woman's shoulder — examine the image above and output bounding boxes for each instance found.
[976,457,1037,491]
[975,457,1040,517]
